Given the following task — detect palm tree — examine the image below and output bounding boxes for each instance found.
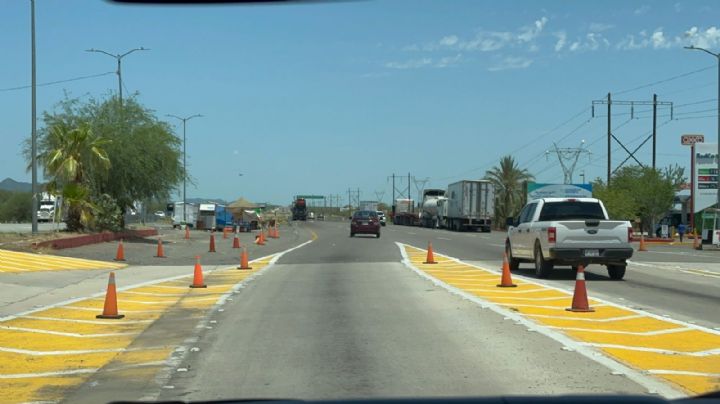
[39,123,111,231]
[484,155,534,229]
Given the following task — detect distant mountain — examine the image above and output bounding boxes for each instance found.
[0,178,32,192]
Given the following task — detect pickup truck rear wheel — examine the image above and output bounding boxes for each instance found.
[534,243,553,278]
[505,242,520,271]
[607,264,626,280]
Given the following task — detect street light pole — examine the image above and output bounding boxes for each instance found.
[86,47,148,106]
[30,0,38,235]
[685,45,720,213]
[167,114,202,225]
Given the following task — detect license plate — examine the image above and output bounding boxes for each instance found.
[360,221,368,225]
[584,249,600,257]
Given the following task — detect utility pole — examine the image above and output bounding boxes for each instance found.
[348,188,352,213]
[86,47,149,107]
[546,141,591,184]
[167,114,203,224]
[407,173,411,211]
[592,94,673,184]
[30,0,38,234]
[413,177,430,204]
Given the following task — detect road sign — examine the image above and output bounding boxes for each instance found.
[681,134,704,145]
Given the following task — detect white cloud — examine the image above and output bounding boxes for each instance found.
[438,35,459,47]
[684,26,720,49]
[402,16,549,54]
[615,26,720,50]
[674,2,684,12]
[435,54,463,68]
[634,5,651,15]
[567,33,610,52]
[554,31,567,51]
[589,22,614,32]
[384,54,463,70]
[487,56,533,72]
[651,30,670,48]
[385,58,433,69]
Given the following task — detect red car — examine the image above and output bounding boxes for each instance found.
[350,210,381,238]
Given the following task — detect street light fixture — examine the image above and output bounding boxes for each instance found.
[684,45,720,216]
[85,47,149,106]
[166,114,203,225]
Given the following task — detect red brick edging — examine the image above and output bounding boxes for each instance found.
[32,229,158,250]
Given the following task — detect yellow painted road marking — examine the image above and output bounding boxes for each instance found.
[0,249,125,273]
[0,254,276,403]
[401,244,720,396]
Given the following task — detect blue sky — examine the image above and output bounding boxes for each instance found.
[2,0,719,205]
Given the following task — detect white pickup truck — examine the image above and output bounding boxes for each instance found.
[506,198,634,280]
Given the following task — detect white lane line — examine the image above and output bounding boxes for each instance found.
[396,242,686,399]
[548,326,692,336]
[437,237,452,241]
[62,306,165,314]
[679,269,720,279]
[407,232,417,235]
[648,369,720,377]
[583,343,720,357]
[498,303,609,310]
[526,313,645,322]
[0,360,168,379]
[19,316,152,325]
[488,243,505,247]
[0,346,160,356]
[0,326,137,338]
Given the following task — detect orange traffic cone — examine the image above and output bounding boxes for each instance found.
[209,233,217,252]
[237,248,252,270]
[190,256,207,288]
[184,226,190,240]
[639,234,648,252]
[232,233,241,249]
[114,239,126,262]
[155,237,166,258]
[96,272,124,319]
[423,242,438,264]
[497,252,517,287]
[265,227,272,241]
[566,264,594,312]
[255,230,265,246]
[275,225,280,239]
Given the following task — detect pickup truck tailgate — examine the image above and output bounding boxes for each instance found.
[555,220,629,248]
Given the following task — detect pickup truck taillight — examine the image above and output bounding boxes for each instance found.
[548,227,557,244]
[628,227,634,242]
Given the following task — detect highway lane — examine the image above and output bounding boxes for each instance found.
[159,220,647,401]
[378,223,720,330]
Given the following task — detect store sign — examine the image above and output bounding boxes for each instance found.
[693,142,719,213]
[527,183,593,200]
[681,134,704,145]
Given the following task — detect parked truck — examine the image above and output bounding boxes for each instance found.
[443,180,494,232]
[420,189,447,228]
[392,198,418,226]
[172,202,199,229]
[37,192,57,223]
[292,198,307,221]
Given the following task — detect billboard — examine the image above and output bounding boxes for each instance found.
[527,183,593,200]
[694,142,718,212]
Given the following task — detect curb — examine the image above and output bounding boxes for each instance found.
[32,229,159,250]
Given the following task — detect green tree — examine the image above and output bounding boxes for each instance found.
[592,166,674,234]
[662,163,687,190]
[484,155,534,229]
[36,123,111,231]
[35,95,184,228]
[0,191,32,222]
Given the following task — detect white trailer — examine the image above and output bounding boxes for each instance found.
[444,180,494,232]
[172,202,199,229]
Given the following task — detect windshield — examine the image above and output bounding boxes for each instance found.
[2,1,718,403]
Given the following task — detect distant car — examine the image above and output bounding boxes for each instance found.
[154,211,166,217]
[350,210,381,238]
[376,210,386,226]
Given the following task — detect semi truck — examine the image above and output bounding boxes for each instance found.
[37,193,57,223]
[420,189,447,228]
[292,198,308,221]
[172,202,199,229]
[442,180,494,232]
[392,198,418,226]
[359,200,379,212]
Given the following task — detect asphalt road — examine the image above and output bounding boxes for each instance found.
[158,220,647,401]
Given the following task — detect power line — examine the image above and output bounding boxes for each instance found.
[0,71,115,92]
[613,65,715,96]
[674,98,716,108]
